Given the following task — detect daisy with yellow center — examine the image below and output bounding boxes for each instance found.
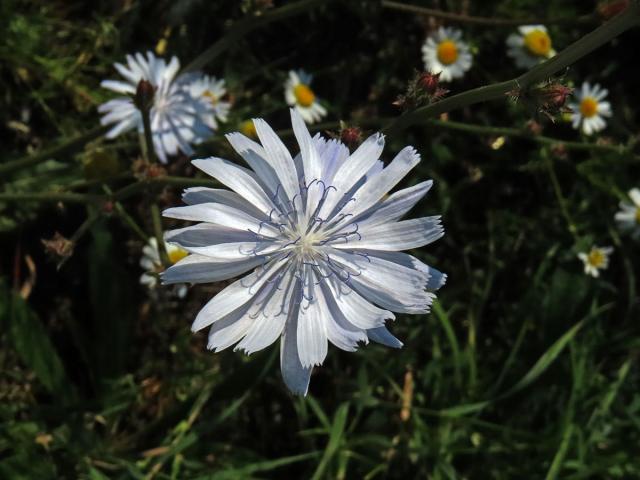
[421,27,473,82]
[179,74,231,132]
[140,237,188,297]
[506,25,556,69]
[578,245,613,278]
[568,82,612,136]
[614,188,640,239]
[284,70,327,124]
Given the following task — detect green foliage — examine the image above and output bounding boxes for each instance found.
[1,0,640,478]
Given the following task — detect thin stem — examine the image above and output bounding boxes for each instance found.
[0,177,218,205]
[57,211,102,269]
[383,4,640,136]
[103,185,149,242]
[426,119,639,159]
[381,1,598,26]
[0,192,103,204]
[140,110,157,164]
[0,125,110,177]
[150,203,170,267]
[183,0,332,73]
[544,153,580,242]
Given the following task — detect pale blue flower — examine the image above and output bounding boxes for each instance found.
[162,110,446,395]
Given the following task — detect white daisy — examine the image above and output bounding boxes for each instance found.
[284,70,327,124]
[140,237,189,298]
[421,27,473,82]
[506,25,556,69]
[162,109,446,395]
[568,82,612,136]
[614,188,640,239]
[577,245,613,278]
[99,51,209,163]
[179,73,231,134]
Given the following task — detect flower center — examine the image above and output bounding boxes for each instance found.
[203,89,218,105]
[579,97,599,118]
[240,120,257,138]
[168,247,188,265]
[524,30,552,56]
[437,40,458,65]
[635,208,640,224]
[587,249,605,268]
[293,84,315,107]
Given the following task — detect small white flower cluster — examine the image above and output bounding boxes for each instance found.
[421,26,615,136]
[99,51,230,163]
[420,24,555,83]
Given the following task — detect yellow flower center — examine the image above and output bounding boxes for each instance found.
[168,247,188,265]
[203,90,218,105]
[587,249,605,268]
[524,29,552,56]
[240,120,257,138]
[635,208,640,224]
[579,97,599,118]
[293,84,315,107]
[437,40,458,65]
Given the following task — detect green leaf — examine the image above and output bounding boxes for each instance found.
[87,221,134,383]
[311,403,349,480]
[2,288,70,400]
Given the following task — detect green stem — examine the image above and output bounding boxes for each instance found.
[0,192,103,204]
[150,203,170,267]
[0,125,110,177]
[0,177,219,205]
[544,153,580,241]
[140,110,157,164]
[112,176,219,202]
[102,185,149,242]
[183,0,332,73]
[426,119,638,158]
[383,5,640,135]
[381,1,598,26]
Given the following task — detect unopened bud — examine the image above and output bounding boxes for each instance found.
[550,143,568,159]
[417,72,441,96]
[102,201,114,214]
[597,0,629,20]
[340,125,363,147]
[541,83,573,110]
[526,120,543,135]
[134,79,155,112]
[395,71,449,111]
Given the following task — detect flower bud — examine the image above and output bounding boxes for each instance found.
[597,0,629,20]
[340,125,363,147]
[541,83,573,110]
[417,72,441,96]
[133,79,155,112]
